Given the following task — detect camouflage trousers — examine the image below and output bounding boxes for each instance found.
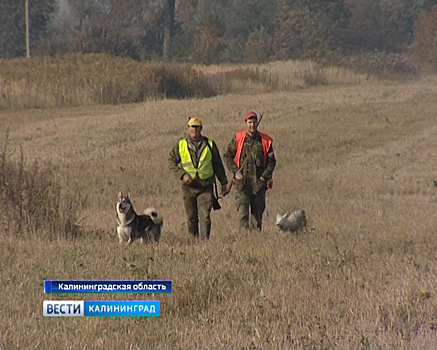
[182,185,213,239]
[234,187,266,232]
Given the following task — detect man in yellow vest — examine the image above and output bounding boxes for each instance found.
[168,117,229,239]
[223,110,276,232]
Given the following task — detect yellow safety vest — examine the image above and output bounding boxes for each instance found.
[179,138,214,180]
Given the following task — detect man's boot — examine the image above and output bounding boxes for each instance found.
[188,223,199,237]
[200,223,211,240]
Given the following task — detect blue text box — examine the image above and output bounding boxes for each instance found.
[44,280,172,294]
[43,300,160,317]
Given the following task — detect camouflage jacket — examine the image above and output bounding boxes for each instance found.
[168,136,228,189]
[223,131,276,188]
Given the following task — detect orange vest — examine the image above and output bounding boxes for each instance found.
[234,131,273,189]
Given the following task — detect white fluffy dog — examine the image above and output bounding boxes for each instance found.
[276,209,307,233]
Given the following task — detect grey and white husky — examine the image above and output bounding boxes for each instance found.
[276,209,307,233]
[116,191,163,244]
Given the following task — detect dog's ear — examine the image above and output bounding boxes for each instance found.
[127,191,131,199]
[118,191,123,198]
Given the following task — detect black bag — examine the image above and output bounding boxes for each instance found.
[212,195,221,210]
[212,176,221,211]
[205,140,222,211]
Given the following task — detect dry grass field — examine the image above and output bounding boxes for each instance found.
[1,69,437,349]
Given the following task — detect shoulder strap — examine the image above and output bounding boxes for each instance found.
[234,131,247,168]
[204,138,220,199]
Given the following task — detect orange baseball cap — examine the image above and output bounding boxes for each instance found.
[245,110,257,121]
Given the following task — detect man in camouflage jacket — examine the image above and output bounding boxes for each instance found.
[168,117,228,239]
[223,110,276,232]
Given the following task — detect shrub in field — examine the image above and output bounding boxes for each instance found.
[0,54,216,110]
[207,67,278,94]
[411,7,437,69]
[338,51,417,78]
[0,131,84,240]
[151,64,216,99]
[202,61,368,94]
[0,53,404,111]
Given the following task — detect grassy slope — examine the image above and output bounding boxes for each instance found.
[1,75,437,349]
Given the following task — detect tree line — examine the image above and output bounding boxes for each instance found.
[1,0,436,68]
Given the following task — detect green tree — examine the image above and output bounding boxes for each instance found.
[173,0,277,63]
[222,0,278,62]
[192,15,226,63]
[244,27,273,63]
[343,0,412,53]
[163,0,176,61]
[173,0,229,62]
[0,0,57,58]
[274,0,351,60]
[51,0,161,59]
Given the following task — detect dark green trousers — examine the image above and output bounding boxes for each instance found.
[182,185,213,239]
[235,187,266,231]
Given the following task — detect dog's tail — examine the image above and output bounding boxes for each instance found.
[143,207,164,226]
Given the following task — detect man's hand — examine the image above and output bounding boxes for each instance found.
[182,174,192,185]
[222,184,230,197]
